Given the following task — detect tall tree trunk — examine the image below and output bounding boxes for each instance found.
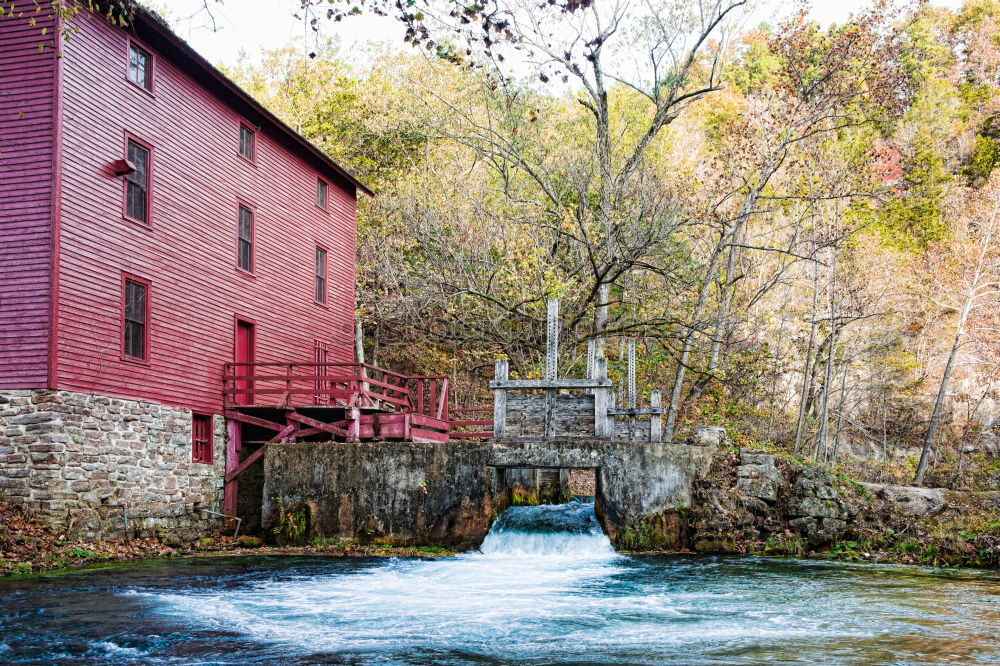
[663,230,728,442]
[765,311,789,442]
[914,302,970,485]
[831,360,850,461]
[793,248,821,454]
[815,247,838,462]
[593,283,609,361]
[355,317,366,365]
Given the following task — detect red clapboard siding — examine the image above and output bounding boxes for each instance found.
[0,2,58,389]
[54,8,358,413]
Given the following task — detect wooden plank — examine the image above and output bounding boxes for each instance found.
[409,427,449,444]
[608,408,666,415]
[224,444,266,483]
[268,423,298,443]
[593,357,613,438]
[408,413,449,431]
[489,378,613,389]
[223,410,287,432]
[285,411,350,438]
[650,389,662,443]
[544,388,557,439]
[493,359,508,438]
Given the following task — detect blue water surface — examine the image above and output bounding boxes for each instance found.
[1,503,998,665]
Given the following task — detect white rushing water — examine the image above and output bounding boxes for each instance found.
[138,501,632,660]
[110,500,1000,665]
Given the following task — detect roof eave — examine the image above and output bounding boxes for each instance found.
[131,7,375,198]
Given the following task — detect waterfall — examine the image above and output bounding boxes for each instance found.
[478,500,616,559]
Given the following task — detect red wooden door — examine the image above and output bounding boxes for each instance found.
[235,320,255,405]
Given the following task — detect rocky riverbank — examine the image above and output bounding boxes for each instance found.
[677,449,1000,568]
[0,501,458,577]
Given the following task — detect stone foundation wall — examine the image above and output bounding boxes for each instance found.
[263,440,500,549]
[0,389,225,541]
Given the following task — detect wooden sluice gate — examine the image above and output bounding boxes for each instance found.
[490,299,665,443]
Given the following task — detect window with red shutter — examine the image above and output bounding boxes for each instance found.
[192,414,213,464]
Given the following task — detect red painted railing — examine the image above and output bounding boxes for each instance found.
[222,362,450,420]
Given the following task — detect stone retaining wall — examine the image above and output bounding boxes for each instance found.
[263,440,500,549]
[0,389,225,541]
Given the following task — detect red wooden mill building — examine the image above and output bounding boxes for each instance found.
[0,2,485,539]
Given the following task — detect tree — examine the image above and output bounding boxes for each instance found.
[914,176,1000,485]
[661,3,907,440]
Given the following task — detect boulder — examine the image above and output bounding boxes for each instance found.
[789,515,847,547]
[863,483,947,517]
[740,451,775,466]
[796,465,833,485]
[786,495,843,520]
[735,453,787,504]
[738,477,780,503]
[689,426,727,447]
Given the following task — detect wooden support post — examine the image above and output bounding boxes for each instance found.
[627,340,636,409]
[348,407,361,442]
[545,299,559,439]
[586,339,596,395]
[224,444,266,484]
[650,389,662,442]
[493,359,508,438]
[593,356,613,438]
[224,418,241,519]
[545,390,557,439]
[627,339,636,441]
[546,299,559,381]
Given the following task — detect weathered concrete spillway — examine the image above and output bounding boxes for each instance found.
[262,436,717,548]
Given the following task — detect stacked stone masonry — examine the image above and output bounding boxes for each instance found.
[0,390,225,541]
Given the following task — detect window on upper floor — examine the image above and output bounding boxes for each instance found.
[238,205,254,272]
[315,246,328,303]
[316,178,328,209]
[239,123,256,162]
[124,139,150,224]
[128,42,151,90]
[123,275,150,361]
[192,413,214,464]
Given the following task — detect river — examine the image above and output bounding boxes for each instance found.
[1,500,998,664]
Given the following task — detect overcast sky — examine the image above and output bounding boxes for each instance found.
[161,0,966,68]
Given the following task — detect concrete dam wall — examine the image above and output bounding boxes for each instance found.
[262,435,719,549]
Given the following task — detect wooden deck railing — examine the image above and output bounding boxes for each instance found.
[222,362,450,419]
